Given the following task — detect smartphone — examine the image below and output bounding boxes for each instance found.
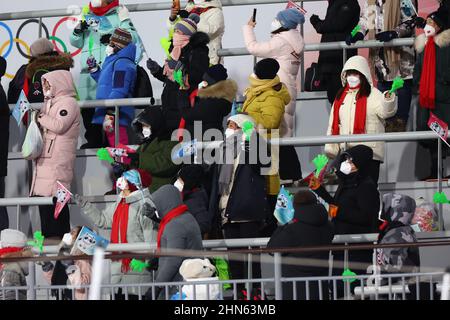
[252,8,257,22]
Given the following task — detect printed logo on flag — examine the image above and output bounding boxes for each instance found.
[70,226,109,255]
[286,1,307,14]
[172,139,197,161]
[428,112,450,147]
[273,186,295,225]
[54,181,72,220]
[12,90,31,126]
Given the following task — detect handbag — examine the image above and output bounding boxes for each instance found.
[21,111,44,160]
[304,62,325,91]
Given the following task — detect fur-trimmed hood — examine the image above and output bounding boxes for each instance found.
[26,53,73,79]
[415,29,450,53]
[197,79,238,102]
[188,31,210,48]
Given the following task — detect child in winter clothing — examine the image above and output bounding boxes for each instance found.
[174,165,211,237]
[87,27,137,147]
[178,258,220,300]
[180,64,237,139]
[30,70,80,238]
[146,13,210,133]
[73,169,158,298]
[0,57,9,232]
[413,9,450,179]
[131,107,180,192]
[0,229,32,300]
[324,55,397,184]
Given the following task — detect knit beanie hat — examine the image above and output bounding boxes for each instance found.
[175,13,200,36]
[254,58,280,80]
[429,8,449,31]
[0,229,27,248]
[30,38,54,57]
[203,64,228,85]
[178,165,204,191]
[276,8,305,30]
[110,28,133,49]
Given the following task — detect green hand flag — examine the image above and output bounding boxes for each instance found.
[389,77,404,94]
[351,25,361,37]
[312,154,329,177]
[242,121,255,142]
[96,148,114,164]
[27,231,45,253]
[342,268,357,283]
[130,259,150,273]
[433,192,450,204]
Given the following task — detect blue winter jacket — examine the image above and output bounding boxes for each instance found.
[91,43,137,126]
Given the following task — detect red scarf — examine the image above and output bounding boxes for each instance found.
[177,89,199,141]
[190,6,214,16]
[89,0,119,16]
[157,205,188,250]
[111,199,131,273]
[419,37,436,110]
[0,247,23,269]
[331,85,368,135]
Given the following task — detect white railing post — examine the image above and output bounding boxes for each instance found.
[274,252,282,300]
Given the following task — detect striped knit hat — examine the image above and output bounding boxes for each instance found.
[110,28,133,49]
[174,13,200,36]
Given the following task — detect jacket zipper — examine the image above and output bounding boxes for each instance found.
[47,140,54,154]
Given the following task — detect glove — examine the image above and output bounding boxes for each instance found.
[103,114,115,133]
[375,30,398,42]
[73,20,88,35]
[142,202,160,223]
[40,261,54,272]
[112,162,127,178]
[328,204,338,218]
[147,257,159,272]
[345,32,365,45]
[61,259,75,268]
[100,33,112,45]
[147,58,161,75]
[73,194,88,207]
[414,16,426,29]
[310,14,321,28]
[117,5,130,22]
[86,56,98,72]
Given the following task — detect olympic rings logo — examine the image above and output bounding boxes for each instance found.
[0,17,82,79]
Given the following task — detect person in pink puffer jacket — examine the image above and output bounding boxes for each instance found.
[30,70,80,239]
[243,8,305,138]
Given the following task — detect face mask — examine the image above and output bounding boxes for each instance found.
[62,233,73,246]
[174,179,184,192]
[91,0,103,8]
[116,176,128,191]
[142,127,151,138]
[339,160,353,175]
[424,24,436,37]
[105,45,115,57]
[225,128,235,138]
[346,75,360,88]
[198,81,208,90]
[270,19,283,32]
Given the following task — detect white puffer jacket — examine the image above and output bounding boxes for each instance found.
[324,56,397,162]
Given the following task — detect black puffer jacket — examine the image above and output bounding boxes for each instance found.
[183,188,211,235]
[267,201,334,300]
[151,32,210,133]
[312,0,360,75]
[182,79,237,138]
[0,57,9,177]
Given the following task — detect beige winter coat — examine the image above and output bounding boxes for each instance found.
[324,56,397,162]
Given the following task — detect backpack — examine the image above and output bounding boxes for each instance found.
[304,63,325,92]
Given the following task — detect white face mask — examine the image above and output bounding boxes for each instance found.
[346,75,361,88]
[339,160,353,175]
[116,176,128,191]
[174,179,184,192]
[424,24,437,38]
[225,128,235,138]
[91,0,103,8]
[270,19,283,32]
[62,233,73,246]
[142,127,151,138]
[105,45,115,56]
[198,81,208,89]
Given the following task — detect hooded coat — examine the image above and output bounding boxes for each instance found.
[90,43,137,127]
[267,200,334,300]
[151,185,203,297]
[324,56,397,162]
[243,26,305,138]
[79,188,158,295]
[413,29,450,146]
[0,249,32,300]
[152,32,210,132]
[132,107,180,192]
[182,79,237,138]
[70,4,142,101]
[0,58,9,178]
[7,52,74,104]
[30,70,80,197]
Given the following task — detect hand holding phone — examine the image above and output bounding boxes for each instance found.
[252,8,257,22]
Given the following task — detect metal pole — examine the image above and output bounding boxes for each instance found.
[343,48,347,66]
[438,138,444,231]
[274,252,282,300]
[38,17,43,38]
[16,204,20,230]
[89,246,105,300]
[299,1,305,92]
[28,262,36,300]
[114,106,119,147]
